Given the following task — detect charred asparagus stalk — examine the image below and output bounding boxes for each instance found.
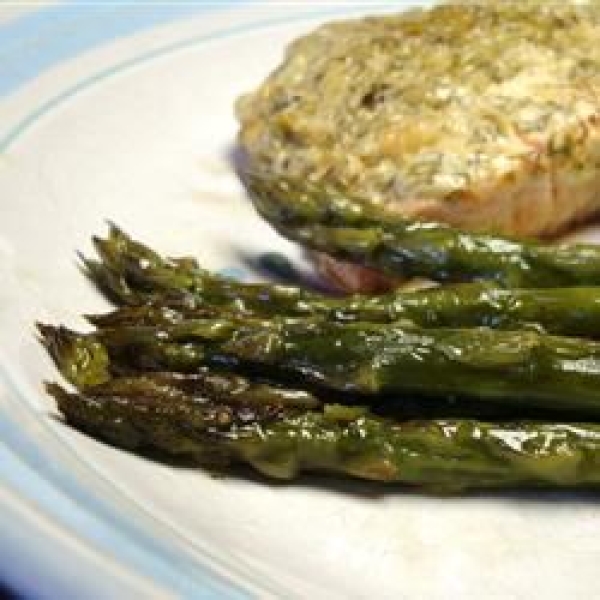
[244,170,600,288]
[87,282,600,339]
[39,318,600,417]
[38,323,321,409]
[38,219,600,492]
[83,372,322,410]
[48,382,600,490]
[46,380,291,460]
[85,224,330,312]
[86,226,600,338]
[38,324,577,422]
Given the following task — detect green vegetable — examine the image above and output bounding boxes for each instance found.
[85,371,322,410]
[38,323,111,388]
[38,323,321,408]
[39,317,600,417]
[84,224,330,313]
[87,282,600,339]
[85,226,600,338]
[40,222,600,493]
[49,382,600,490]
[244,169,600,288]
[46,380,289,458]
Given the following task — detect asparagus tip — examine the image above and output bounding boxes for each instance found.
[37,324,111,388]
[37,323,76,362]
[105,220,126,240]
[77,252,100,277]
[91,234,106,252]
[44,381,69,407]
[36,322,61,349]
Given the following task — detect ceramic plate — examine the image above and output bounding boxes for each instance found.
[2,3,600,598]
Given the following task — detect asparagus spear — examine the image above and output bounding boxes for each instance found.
[88,283,600,339]
[46,381,290,459]
[87,303,223,328]
[85,226,600,338]
[81,372,322,410]
[48,382,600,490]
[38,323,111,389]
[38,323,321,409]
[40,323,580,421]
[244,169,600,288]
[45,371,314,452]
[85,224,331,313]
[39,318,600,416]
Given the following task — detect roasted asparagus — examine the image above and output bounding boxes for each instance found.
[49,382,600,491]
[39,317,600,417]
[245,170,600,288]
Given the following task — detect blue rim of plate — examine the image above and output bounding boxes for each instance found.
[0,2,402,598]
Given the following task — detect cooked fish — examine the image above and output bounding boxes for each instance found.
[237,0,600,243]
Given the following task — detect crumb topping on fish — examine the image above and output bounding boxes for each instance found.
[237,0,600,237]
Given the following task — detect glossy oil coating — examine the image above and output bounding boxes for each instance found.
[245,170,600,288]
[39,225,600,493]
[47,381,600,492]
[39,315,600,417]
[86,226,600,338]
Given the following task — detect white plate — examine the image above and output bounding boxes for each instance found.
[2,3,600,598]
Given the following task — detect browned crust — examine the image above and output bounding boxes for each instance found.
[382,111,600,239]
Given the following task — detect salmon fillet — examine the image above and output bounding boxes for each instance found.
[236,0,600,290]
